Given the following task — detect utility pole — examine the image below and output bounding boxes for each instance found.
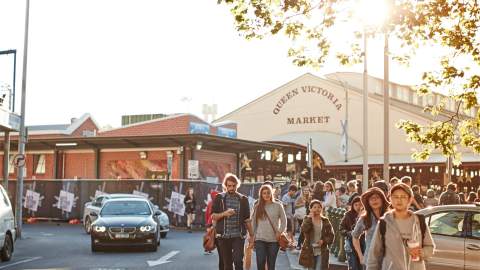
[383,30,390,184]
[362,27,369,193]
[16,0,30,239]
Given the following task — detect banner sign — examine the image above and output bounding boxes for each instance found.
[217,127,237,138]
[168,191,186,216]
[24,190,40,212]
[189,122,210,135]
[58,190,75,213]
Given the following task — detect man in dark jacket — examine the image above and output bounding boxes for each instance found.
[212,173,254,270]
[439,182,461,205]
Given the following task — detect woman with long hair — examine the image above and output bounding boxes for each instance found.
[340,196,363,270]
[184,187,196,233]
[251,184,287,270]
[323,180,337,209]
[351,187,388,269]
[298,199,335,270]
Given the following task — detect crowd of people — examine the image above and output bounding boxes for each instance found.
[202,173,480,270]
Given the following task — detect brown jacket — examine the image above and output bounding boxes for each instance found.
[299,216,335,269]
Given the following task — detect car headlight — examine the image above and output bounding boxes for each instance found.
[94,226,106,232]
[140,225,155,232]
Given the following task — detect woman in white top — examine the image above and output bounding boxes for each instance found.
[323,181,337,209]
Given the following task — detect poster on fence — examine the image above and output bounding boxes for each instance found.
[24,190,40,212]
[133,190,149,199]
[168,191,185,216]
[58,190,75,212]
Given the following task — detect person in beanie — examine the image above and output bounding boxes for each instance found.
[352,187,389,268]
[340,196,363,270]
[367,183,435,270]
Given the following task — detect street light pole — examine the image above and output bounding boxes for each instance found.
[383,31,390,183]
[16,0,30,239]
[362,27,369,193]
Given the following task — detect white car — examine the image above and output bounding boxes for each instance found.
[0,185,15,261]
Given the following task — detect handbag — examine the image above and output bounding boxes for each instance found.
[298,242,314,268]
[203,226,216,252]
[265,212,291,250]
[244,242,253,270]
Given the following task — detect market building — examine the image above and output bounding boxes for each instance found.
[214,72,480,189]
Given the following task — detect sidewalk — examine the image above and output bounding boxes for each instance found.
[284,249,347,270]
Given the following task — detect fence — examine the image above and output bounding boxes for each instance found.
[4,179,289,226]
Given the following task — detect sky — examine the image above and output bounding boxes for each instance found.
[0,0,449,128]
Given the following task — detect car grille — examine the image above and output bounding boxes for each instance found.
[108,227,136,233]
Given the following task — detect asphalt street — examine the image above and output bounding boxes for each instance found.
[0,224,291,270]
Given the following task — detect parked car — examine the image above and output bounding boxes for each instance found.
[83,193,169,238]
[416,203,480,270]
[90,197,162,252]
[0,185,15,261]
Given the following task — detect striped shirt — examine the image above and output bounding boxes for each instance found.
[224,193,241,238]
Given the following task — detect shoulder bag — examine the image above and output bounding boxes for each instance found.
[265,212,291,250]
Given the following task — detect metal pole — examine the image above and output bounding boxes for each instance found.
[362,28,369,193]
[12,50,16,112]
[345,86,348,163]
[383,31,390,183]
[309,138,313,183]
[16,0,30,239]
[3,131,10,189]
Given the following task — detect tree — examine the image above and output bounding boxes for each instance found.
[217,0,480,164]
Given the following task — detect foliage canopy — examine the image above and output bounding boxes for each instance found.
[217,0,480,164]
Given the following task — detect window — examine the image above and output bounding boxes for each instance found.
[471,213,480,239]
[8,154,14,174]
[429,211,466,237]
[33,154,46,174]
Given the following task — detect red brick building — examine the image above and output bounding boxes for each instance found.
[0,113,298,183]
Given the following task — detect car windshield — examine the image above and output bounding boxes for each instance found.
[100,201,151,216]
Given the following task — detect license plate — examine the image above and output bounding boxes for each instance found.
[116,233,129,239]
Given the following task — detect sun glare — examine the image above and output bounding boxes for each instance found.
[354,0,390,28]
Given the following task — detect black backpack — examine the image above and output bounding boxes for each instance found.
[379,214,426,254]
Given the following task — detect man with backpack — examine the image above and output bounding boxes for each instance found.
[367,183,435,270]
[439,182,461,205]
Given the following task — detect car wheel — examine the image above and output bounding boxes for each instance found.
[160,232,167,239]
[84,217,92,234]
[1,234,13,262]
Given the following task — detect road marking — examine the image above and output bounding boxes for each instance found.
[0,257,42,269]
[147,250,180,267]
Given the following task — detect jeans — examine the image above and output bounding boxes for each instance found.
[216,238,224,270]
[217,237,245,270]
[308,255,322,270]
[346,251,361,270]
[297,219,304,248]
[255,240,279,270]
